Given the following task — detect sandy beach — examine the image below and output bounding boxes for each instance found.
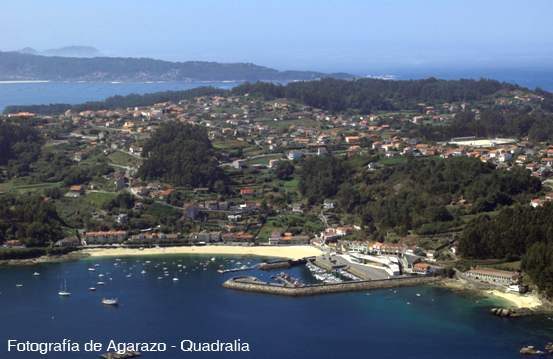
[440,280,542,309]
[83,245,323,259]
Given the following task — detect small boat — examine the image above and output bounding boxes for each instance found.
[173,272,179,281]
[16,284,23,287]
[88,268,95,272]
[99,274,104,277]
[158,277,163,280]
[141,270,146,274]
[126,274,132,278]
[97,282,106,285]
[94,264,100,267]
[89,287,96,291]
[33,272,40,276]
[102,298,118,306]
[366,293,371,296]
[416,294,421,297]
[59,280,70,296]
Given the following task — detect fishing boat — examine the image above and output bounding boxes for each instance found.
[102,298,118,306]
[59,280,71,296]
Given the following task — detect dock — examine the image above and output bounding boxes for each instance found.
[100,350,140,359]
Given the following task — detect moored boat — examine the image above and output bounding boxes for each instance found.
[102,298,118,306]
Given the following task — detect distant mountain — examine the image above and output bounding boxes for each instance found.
[0,51,358,82]
[41,46,103,58]
[16,46,103,58]
[17,47,38,55]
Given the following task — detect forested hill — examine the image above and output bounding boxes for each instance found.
[0,51,356,82]
[231,77,533,112]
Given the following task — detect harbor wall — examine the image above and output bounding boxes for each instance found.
[222,276,442,296]
[258,262,292,270]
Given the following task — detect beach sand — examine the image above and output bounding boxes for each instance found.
[440,280,542,309]
[486,289,542,309]
[83,245,323,260]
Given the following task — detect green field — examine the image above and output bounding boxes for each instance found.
[381,157,408,165]
[108,151,138,166]
[86,192,119,207]
[283,179,299,187]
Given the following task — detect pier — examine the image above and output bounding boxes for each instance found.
[222,275,442,296]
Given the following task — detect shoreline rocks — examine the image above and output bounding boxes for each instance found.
[491,307,533,318]
[0,251,90,267]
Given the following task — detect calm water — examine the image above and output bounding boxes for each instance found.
[0,255,551,358]
[0,82,239,112]
[1,67,552,113]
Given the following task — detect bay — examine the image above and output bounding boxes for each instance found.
[0,82,240,113]
[0,255,551,358]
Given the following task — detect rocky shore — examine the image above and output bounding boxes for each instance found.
[490,307,534,318]
[0,251,90,266]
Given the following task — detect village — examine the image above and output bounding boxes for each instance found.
[1,88,548,291]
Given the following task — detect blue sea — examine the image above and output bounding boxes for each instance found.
[0,255,551,359]
[1,67,552,113]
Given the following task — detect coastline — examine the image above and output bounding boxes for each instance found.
[439,279,543,309]
[82,245,323,259]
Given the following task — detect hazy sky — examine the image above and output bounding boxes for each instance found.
[2,0,552,75]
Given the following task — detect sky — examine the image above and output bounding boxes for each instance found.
[2,0,553,76]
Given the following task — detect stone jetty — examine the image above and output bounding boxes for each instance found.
[258,262,292,270]
[222,275,442,296]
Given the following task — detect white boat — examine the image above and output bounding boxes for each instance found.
[94,264,100,267]
[102,298,118,306]
[141,270,146,274]
[88,268,95,272]
[33,272,40,276]
[99,274,104,277]
[416,294,421,297]
[59,280,71,296]
[173,272,179,281]
[16,284,23,287]
[97,281,106,285]
[158,277,163,280]
[89,287,96,291]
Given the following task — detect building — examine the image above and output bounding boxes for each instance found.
[85,231,127,244]
[412,263,430,275]
[323,199,338,209]
[464,267,520,283]
[67,186,85,197]
[288,150,303,160]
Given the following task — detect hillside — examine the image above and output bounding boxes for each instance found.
[0,51,357,82]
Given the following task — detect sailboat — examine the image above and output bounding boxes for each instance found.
[59,280,71,296]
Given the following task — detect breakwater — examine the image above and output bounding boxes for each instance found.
[222,275,442,296]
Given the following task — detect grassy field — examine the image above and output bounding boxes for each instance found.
[108,151,138,166]
[381,157,408,165]
[283,179,299,187]
[0,180,63,194]
[213,139,253,149]
[86,192,119,207]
